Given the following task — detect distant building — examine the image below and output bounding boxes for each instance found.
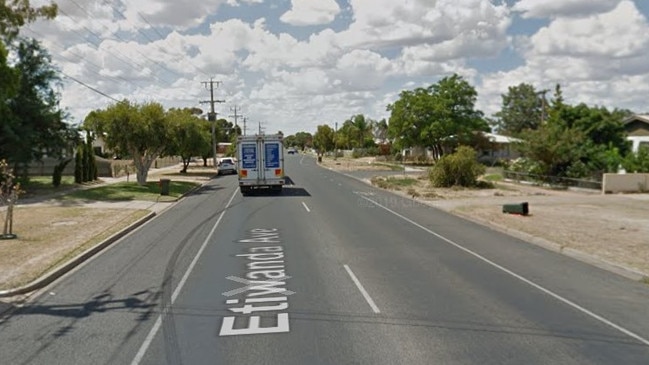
[623,115,649,153]
[218,142,232,154]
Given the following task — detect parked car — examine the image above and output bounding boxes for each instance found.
[287,147,298,154]
[217,157,237,175]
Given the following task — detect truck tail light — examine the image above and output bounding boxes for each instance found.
[275,169,282,176]
[240,170,247,177]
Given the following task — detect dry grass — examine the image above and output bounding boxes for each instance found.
[361,171,649,277]
[0,206,148,290]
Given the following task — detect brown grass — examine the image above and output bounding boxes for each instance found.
[0,207,148,289]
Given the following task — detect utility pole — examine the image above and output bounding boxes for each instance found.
[229,105,242,136]
[200,78,225,167]
[242,117,248,136]
[334,122,338,160]
[536,89,550,125]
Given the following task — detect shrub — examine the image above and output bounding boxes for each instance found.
[622,146,649,173]
[429,146,485,187]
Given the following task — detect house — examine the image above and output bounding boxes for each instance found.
[479,132,522,164]
[217,142,232,154]
[623,114,649,153]
[400,132,521,163]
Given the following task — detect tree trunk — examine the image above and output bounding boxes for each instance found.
[3,200,13,235]
[132,148,162,185]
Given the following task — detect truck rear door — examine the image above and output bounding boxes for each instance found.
[240,141,260,182]
[263,140,282,180]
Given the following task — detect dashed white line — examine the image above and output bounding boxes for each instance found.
[344,264,380,314]
[360,195,649,347]
[301,202,311,212]
[130,189,239,365]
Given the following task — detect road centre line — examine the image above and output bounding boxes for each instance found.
[130,189,239,365]
[359,195,649,347]
[344,264,380,314]
[301,202,311,212]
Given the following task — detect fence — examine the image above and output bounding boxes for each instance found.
[502,170,602,190]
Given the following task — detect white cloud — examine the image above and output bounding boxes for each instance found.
[478,1,649,117]
[24,0,649,134]
[513,0,622,19]
[529,1,649,59]
[280,0,341,26]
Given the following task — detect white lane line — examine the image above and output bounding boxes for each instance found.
[301,202,311,212]
[131,189,239,365]
[344,264,380,314]
[360,195,649,347]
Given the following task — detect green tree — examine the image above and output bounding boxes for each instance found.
[517,121,588,177]
[74,144,82,184]
[84,100,171,185]
[0,0,57,42]
[1,39,75,174]
[387,74,487,160]
[373,118,389,144]
[284,131,313,151]
[0,43,19,161]
[515,84,633,179]
[348,114,374,148]
[167,109,207,173]
[493,83,543,135]
[313,124,335,154]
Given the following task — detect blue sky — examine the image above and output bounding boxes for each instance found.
[26,0,649,135]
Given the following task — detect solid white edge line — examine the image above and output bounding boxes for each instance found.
[360,195,649,347]
[130,189,239,365]
[301,201,311,213]
[344,264,381,314]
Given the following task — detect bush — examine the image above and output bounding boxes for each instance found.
[429,146,485,187]
[622,146,649,173]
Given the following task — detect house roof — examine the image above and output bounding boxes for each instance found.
[623,114,649,124]
[484,132,522,144]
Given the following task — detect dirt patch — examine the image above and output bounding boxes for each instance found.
[324,156,649,278]
[0,207,149,290]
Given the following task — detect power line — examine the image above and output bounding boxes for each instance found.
[136,11,211,77]
[22,27,139,87]
[66,0,184,85]
[61,72,120,102]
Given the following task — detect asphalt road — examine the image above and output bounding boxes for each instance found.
[1,154,649,364]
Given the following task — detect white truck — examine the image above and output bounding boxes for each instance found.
[236,134,285,195]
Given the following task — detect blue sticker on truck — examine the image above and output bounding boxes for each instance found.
[265,143,280,168]
[241,144,257,169]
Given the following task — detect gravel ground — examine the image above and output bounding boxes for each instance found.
[320,156,649,278]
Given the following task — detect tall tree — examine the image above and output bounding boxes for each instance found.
[2,39,76,174]
[167,109,208,173]
[373,118,389,144]
[84,100,170,185]
[387,74,487,159]
[349,114,374,148]
[493,83,543,135]
[313,124,335,154]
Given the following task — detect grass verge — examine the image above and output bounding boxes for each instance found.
[60,180,199,202]
[371,176,419,190]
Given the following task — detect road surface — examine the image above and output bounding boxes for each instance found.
[1,154,649,364]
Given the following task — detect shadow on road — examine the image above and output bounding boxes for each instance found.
[7,290,158,320]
